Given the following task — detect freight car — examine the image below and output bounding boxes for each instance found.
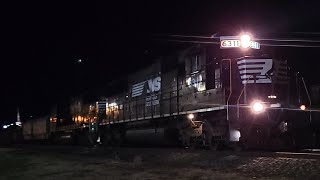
[22,116,50,141]
[21,114,96,145]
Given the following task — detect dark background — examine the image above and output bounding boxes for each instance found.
[1,1,320,123]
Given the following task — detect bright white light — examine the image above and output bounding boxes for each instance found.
[106,102,118,110]
[268,95,277,99]
[300,105,306,110]
[186,75,206,91]
[270,103,281,108]
[229,129,241,142]
[240,34,251,48]
[15,122,22,126]
[188,114,194,120]
[3,125,8,129]
[251,101,265,113]
[186,77,191,86]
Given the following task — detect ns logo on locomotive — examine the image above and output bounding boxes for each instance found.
[14,33,319,150]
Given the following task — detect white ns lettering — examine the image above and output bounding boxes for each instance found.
[147,77,161,93]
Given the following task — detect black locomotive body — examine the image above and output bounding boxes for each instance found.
[92,44,315,150]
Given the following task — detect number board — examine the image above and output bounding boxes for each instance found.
[220,40,241,48]
[249,41,260,49]
[220,36,261,49]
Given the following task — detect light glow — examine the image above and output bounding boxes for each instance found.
[240,34,251,48]
[188,114,194,120]
[268,95,277,99]
[107,102,118,110]
[270,103,281,108]
[229,129,241,142]
[300,105,306,110]
[186,74,206,91]
[251,101,265,113]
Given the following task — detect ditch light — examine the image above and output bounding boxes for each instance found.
[251,101,265,113]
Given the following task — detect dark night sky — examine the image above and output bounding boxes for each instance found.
[1,1,320,123]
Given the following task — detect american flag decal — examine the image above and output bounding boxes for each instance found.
[131,81,146,97]
[237,59,273,84]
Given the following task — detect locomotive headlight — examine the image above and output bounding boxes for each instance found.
[251,101,265,113]
[240,34,251,48]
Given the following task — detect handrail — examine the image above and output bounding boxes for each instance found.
[301,77,312,122]
[101,88,225,123]
[236,74,254,118]
[221,59,232,121]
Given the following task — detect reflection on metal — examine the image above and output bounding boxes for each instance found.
[190,121,203,137]
[279,122,288,132]
[229,129,241,142]
[100,106,226,125]
[302,77,312,122]
[270,103,281,108]
[186,74,206,92]
[50,117,57,123]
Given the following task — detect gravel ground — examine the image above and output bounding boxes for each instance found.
[0,146,320,179]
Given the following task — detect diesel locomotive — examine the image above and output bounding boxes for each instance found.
[17,34,319,150]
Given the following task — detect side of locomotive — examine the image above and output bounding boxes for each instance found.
[94,44,314,150]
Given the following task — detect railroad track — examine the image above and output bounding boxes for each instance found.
[4,144,320,160]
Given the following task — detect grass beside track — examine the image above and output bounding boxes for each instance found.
[0,146,319,180]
